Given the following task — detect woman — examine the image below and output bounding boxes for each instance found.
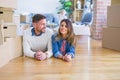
[52,19,76,62]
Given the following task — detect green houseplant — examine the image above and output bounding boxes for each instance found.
[57,0,73,18]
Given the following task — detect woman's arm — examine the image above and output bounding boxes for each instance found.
[52,35,62,58]
[66,44,75,58]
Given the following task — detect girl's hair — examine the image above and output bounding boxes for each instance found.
[56,19,76,46]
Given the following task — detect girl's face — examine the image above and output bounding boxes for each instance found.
[60,21,68,37]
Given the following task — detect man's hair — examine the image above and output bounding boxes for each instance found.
[32,14,46,23]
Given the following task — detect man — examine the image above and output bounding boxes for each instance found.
[23,14,53,60]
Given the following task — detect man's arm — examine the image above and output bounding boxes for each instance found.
[23,31,35,58]
[45,38,53,58]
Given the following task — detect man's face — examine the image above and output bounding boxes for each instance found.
[33,19,46,33]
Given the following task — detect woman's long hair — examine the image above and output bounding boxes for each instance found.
[56,19,76,46]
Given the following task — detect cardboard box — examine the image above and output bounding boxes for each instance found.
[0,0,17,9]
[3,23,17,38]
[20,15,26,23]
[102,27,120,51]
[0,7,14,23]
[0,36,22,68]
[107,4,120,28]
[20,15,30,23]
[111,0,120,5]
[0,24,4,45]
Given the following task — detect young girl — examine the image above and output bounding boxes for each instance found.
[52,19,76,62]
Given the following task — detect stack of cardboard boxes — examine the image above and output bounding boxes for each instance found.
[102,4,120,51]
[0,7,17,38]
[0,22,22,68]
[0,7,22,68]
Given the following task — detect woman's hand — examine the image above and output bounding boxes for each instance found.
[63,54,72,62]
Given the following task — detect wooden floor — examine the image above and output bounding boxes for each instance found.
[0,35,120,80]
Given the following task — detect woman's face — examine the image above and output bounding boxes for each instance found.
[60,21,68,36]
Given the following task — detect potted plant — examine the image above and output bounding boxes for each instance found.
[57,0,73,18]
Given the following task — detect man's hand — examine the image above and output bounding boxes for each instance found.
[34,51,47,61]
[39,52,47,60]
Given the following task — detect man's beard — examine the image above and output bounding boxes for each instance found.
[41,27,46,32]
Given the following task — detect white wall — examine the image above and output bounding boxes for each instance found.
[17,0,60,14]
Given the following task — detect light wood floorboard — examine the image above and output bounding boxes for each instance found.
[0,35,120,80]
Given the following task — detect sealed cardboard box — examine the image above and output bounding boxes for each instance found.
[3,23,17,38]
[107,4,120,28]
[102,27,120,51]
